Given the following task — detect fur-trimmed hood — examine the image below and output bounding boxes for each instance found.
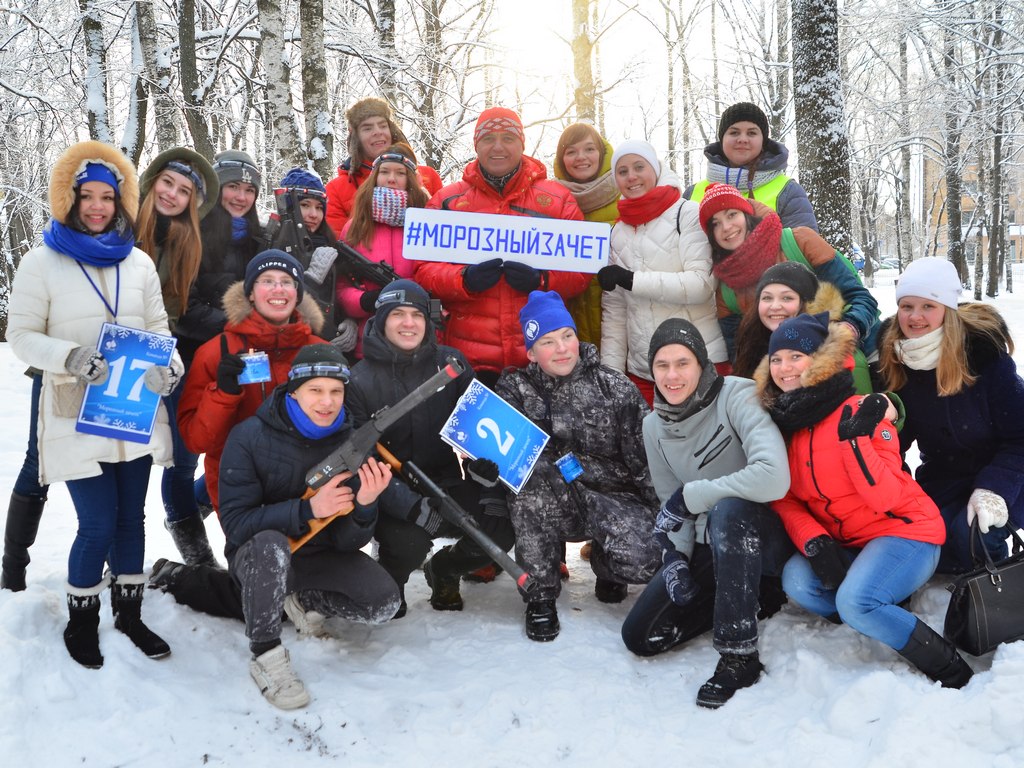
[805,280,846,321]
[754,319,857,405]
[221,280,325,335]
[49,140,139,224]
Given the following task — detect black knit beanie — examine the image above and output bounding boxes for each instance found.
[754,261,819,306]
[718,102,770,142]
[647,318,710,374]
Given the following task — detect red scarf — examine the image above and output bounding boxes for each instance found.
[617,186,681,226]
[711,211,783,290]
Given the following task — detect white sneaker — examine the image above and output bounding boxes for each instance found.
[249,645,310,710]
[283,593,328,638]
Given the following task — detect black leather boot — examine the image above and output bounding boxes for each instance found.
[1,493,46,591]
[897,619,973,689]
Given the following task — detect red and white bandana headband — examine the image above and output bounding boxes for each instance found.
[474,117,524,144]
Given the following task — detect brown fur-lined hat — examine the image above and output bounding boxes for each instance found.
[345,98,410,175]
[49,140,139,225]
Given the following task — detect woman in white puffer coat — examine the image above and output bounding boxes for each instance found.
[598,140,725,407]
[7,141,182,669]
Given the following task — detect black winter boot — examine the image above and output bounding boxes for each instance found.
[423,547,464,611]
[595,578,628,604]
[112,576,171,659]
[1,492,46,591]
[525,599,560,642]
[897,620,973,689]
[64,581,105,669]
[696,652,765,709]
[165,513,220,568]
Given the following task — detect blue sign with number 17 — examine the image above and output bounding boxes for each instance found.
[439,380,549,494]
[76,323,176,444]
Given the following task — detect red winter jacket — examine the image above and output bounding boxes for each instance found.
[414,155,590,374]
[325,161,443,234]
[772,394,945,552]
[178,282,326,511]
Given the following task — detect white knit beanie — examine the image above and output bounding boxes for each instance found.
[611,140,661,180]
[895,257,962,310]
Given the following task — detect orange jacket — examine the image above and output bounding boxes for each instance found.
[414,155,589,374]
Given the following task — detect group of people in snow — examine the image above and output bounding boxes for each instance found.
[4,97,1022,712]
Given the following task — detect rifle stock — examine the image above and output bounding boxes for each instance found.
[288,358,466,552]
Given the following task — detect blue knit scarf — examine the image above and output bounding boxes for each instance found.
[231,215,249,241]
[42,218,134,266]
[285,395,346,440]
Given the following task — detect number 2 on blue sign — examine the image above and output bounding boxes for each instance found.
[477,418,514,456]
[102,356,154,402]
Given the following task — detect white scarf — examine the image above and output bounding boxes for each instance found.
[895,326,943,370]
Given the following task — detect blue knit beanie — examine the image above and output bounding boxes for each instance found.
[768,311,831,356]
[279,167,327,202]
[520,291,576,350]
[244,249,305,303]
[75,162,121,194]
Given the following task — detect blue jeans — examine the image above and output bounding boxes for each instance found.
[783,536,939,650]
[13,373,48,499]
[937,499,1008,575]
[65,456,153,587]
[161,382,200,523]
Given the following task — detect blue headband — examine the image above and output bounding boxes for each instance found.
[75,162,120,194]
[164,160,206,202]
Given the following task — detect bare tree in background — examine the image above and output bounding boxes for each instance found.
[571,0,596,123]
[79,0,111,143]
[136,0,179,152]
[300,0,334,182]
[792,0,852,255]
[178,0,216,159]
[256,0,306,167]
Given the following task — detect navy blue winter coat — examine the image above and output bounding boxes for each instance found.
[895,323,1024,524]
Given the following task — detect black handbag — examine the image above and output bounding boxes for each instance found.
[943,520,1024,656]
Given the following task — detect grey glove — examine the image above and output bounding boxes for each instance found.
[306,246,339,284]
[65,346,109,384]
[412,497,445,536]
[143,363,182,396]
[331,319,359,353]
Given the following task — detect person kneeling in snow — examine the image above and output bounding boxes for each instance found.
[495,291,661,642]
[218,343,400,710]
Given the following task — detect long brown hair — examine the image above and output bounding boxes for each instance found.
[137,169,203,307]
[345,143,429,248]
[879,302,1014,396]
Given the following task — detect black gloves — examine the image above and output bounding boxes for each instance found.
[597,264,634,291]
[503,261,542,293]
[411,497,445,536]
[466,458,500,488]
[838,393,889,441]
[216,337,246,395]
[359,289,382,313]
[462,258,504,293]
[804,535,849,590]
[662,551,699,606]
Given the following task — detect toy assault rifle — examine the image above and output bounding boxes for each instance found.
[288,357,465,551]
[376,444,537,600]
[335,237,400,288]
[271,187,314,266]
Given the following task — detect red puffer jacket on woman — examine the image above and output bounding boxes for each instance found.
[178,282,326,511]
[414,154,590,375]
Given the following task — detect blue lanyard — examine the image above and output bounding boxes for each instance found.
[78,262,120,320]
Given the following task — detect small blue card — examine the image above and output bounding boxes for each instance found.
[76,323,176,444]
[440,380,549,494]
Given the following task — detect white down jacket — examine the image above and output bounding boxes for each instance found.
[7,243,178,484]
[601,173,725,379]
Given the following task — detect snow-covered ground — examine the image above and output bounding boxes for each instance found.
[1,271,1023,766]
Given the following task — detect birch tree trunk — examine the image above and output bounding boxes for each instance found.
[179,0,215,160]
[256,0,306,167]
[79,0,111,143]
[571,0,596,123]
[941,0,966,281]
[136,0,178,151]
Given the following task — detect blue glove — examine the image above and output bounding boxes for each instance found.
[663,551,698,606]
[654,485,691,536]
[503,261,542,293]
[462,258,503,293]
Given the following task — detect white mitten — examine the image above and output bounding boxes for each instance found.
[306,246,339,284]
[966,488,1009,534]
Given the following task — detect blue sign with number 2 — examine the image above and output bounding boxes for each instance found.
[439,379,549,494]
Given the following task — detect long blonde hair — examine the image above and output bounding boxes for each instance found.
[879,302,1014,396]
[137,175,203,308]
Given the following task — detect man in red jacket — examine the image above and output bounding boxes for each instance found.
[324,98,443,233]
[415,107,591,386]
